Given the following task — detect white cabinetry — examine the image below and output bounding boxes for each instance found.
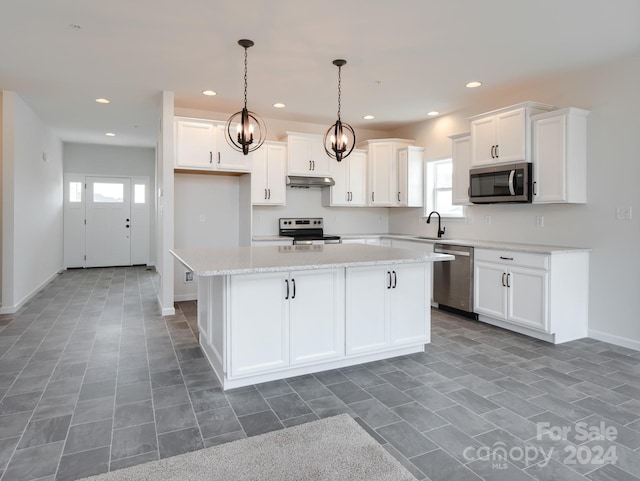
[228,268,344,378]
[450,133,471,205]
[398,146,424,207]
[251,141,286,205]
[357,139,416,206]
[282,132,331,177]
[326,149,367,206]
[532,108,589,204]
[469,102,553,167]
[346,263,429,355]
[474,248,588,343]
[174,117,251,172]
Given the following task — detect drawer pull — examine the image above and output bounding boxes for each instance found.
[499,256,514,261]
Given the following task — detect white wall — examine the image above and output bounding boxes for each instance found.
[1,91,63,313]
[389,53,640,348]
[63,142,156,265]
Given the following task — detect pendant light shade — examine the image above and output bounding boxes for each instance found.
[225,39,266,155]
[324,59,355,162]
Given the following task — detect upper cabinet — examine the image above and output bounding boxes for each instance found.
[326,149,368,206]
[174,117,251,173]
[450,133,471,205]
[532,108,589,204]
[397,146,424,207]
[469,102,553,167]
[357,139,416,206]
[251,141,287,205]
[281,132,331,177]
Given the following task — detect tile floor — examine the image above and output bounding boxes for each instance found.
[1,267,640,481]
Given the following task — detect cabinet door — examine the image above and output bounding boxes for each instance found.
[471,116,496,166]
[288,135,314,175]
[507,266,549,332]
[496,108,526,163]
[266,143,286,205]
[310,137,331,176]
[214,124,251,172]
[175,119,216,169]
[348,151,368,206]
[533,114,567,203]
[346,265,389,355]
[452,135,471,205]
[330,154,350,206]
[389,263,429,346]
[289,269,344,365]
[250,146,269,205]
[397,149,408,206]
[229,272,289,377]
[474,261,508,320]
[369,143,394,205]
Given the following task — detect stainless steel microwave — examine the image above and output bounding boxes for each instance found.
[469,162,532,204]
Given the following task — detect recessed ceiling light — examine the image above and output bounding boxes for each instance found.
[466,81,483,88]
[69,24,82,30]
[95,98,110,104]
[105,132,115,137]
[427,111,440,116]
[363,115,375,120]
[273,103,286,109]
[202,90,217,96]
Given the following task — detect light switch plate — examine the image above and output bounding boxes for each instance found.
[485,215,492,225]
[615,207,632,220]
[536,216,544,227]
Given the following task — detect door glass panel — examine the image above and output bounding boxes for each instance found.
[134,184,145,204]
[93,183,124,203]
[69,182,82,203]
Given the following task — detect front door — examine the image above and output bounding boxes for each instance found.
[85,177,132,267]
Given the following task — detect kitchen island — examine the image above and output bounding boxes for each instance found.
[172,244,452,389]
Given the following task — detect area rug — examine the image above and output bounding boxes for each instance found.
[80,414,416,481]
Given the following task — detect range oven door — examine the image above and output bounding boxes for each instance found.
[469,162,532,203]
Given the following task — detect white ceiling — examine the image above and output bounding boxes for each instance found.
[1,0,639,148]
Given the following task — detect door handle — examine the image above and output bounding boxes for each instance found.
[502,273,506,287]
[285,279,289,299]
[291,278,296,299]
[392,271,397,288]
[499,256,514,261]
[506,273,511,288]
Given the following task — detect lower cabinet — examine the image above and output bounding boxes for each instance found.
[474,248,588,343]
[346,263,429,355]
[228,269,344,378]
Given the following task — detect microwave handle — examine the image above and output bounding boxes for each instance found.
[508,170,516,196]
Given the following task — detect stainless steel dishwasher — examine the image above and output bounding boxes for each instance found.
[433,243,476,316]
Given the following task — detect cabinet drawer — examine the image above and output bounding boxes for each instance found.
[475,249,548,270]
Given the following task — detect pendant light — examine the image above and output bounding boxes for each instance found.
[225,39,266,155]
[324,59,355,162]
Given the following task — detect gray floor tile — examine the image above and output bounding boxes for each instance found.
[488,391,546,418]
[383,444,428,480]
[18,415,72,449]
[493,377,546,400]
[109,450,159,471]
[255,379,294,398]
[158,427,203,459]
[306,395,353,418]
[327,380,372,404]
[0,437,20,470]
[63,418,112,455]
[424,424,482,463]
[349,398,401,429]
[406,385,456,410]
[483,407,539,441]
[2,441,64,481]
[411,448,483,481]
[281,413,319,427]
[312,369,349,386]
[227,389,270,417]
[530,394,591,422]
[392,401,448,432]
[287,377,332,401]
[196,406,242,439]
[467,456,537,481]
[377,421,437,458]
[113,399,154,429]
[202,430,246,447]
[78,380,116,402]
[414,371,462,393]
[149,369,183,389]
[525,458,588,481]
[0,391,41,416]
[266,392,312,420]
[379,370,423,391]
[71,397,114,425]
[436,403,496,437]
[55,446,110,481]
[343,368,386,389]
[574,397,639,425]
[115,381,152,405]
[0,412,32,439]
[237,410,283,437]
[111,422,157,460]
[155,403,197,434]
[152,384,190,409]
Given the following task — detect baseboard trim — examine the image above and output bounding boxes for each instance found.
[156,294,176,317]
[589,329,640,351]
[0,269,62,314]
[174,294,197,302]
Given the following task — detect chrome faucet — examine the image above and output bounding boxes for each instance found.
[426,211,445,238]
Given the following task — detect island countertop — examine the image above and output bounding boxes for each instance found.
[171,244,453,276]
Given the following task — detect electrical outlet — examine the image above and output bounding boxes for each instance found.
[484,215,492,225]
[184,271,194,283]
[467,216,473,225]
[536,216,544,227]
[615,207,632,220]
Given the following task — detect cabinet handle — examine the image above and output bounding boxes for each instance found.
[349,192,352,201]
[210,152,213,163]
[490,146,495,159]
[533,181,537,196]
[292,278,296,299]
[309,160,312,170]
[502,273,506,287]
[387,271,392,289]
[506,273,511,288]
[312,160,315,171]
[218,152,221,164]
[499,256,514,261]
[392,271,397,288]
[398,192,401,202]
[268,189,271,199]
[264,188,268,199]
[372,192,375,202]
[285,279,289,299]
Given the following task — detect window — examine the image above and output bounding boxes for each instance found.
[134,184,146,204]
[425,159,464,218]
[69,182,82,203]
[93,183,124,203]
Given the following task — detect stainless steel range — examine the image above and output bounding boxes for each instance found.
[279,218,341,245]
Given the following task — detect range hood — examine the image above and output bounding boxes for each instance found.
[286,175,335,188]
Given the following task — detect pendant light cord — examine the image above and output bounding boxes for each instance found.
[337,65,342,121]
[244,46,248,109]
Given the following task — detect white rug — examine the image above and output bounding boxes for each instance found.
[80,414,416,481]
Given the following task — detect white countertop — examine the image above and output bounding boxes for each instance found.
[171,244,453,276]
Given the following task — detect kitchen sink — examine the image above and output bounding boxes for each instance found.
[414,236,443,241]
